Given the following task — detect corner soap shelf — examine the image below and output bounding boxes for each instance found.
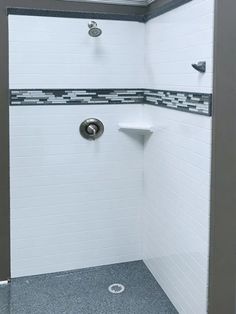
[118,123,154,135]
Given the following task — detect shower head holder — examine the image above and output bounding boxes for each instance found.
[88,21,97,29]
[192,61,206,73]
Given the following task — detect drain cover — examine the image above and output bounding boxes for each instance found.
[108,283,125,294]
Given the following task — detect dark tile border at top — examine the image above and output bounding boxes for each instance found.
[7,7,145,22]
[7,0,193,22]
[146,0,192,21]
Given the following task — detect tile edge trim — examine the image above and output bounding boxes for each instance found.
[7,8,145,22]
[7,0,193,23]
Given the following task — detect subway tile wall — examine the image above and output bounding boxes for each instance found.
[143,106,211,314]
[143,0,214,313]
[145,0,214,93]
[9,16,145,89]
[9,15,145,277]
[9,2,213,313]
[10,104,144,277]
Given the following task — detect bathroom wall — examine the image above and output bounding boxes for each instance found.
[143,0,214,313]
[145,0,213,93]
[9,15,145,89]
[9,15,145,277]
[9,4,214,313]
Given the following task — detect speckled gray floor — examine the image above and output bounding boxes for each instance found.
[0,261,178,314]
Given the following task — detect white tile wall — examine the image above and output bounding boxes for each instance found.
[9,4,214,313]
[8,16,145,89]
[9,14,145,278]
[143,1,214,313]
[8,15,145,277]
[143,106,211,314]
[10,105,144,277]
[145,0,214,93]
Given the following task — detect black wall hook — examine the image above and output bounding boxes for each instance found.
[192,61,206,73]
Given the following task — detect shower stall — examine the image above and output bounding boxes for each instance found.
[0,0,219,313]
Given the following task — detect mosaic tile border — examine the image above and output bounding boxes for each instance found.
[10,89,212,116]
[144,89,212,116]
[10,89,144,106]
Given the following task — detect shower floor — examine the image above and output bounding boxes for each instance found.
[0,261,177,314]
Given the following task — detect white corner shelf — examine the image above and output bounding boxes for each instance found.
[118,123,154,135]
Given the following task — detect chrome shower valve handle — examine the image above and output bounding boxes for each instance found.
[87,124,98,135]
[80,118,104,140]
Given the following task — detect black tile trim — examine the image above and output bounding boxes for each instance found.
[7,8,145,22]
[10,88,212,116]
[145,0,192,22]
[7,0,193,22]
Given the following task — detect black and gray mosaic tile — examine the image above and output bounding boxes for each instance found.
[10,89,144,106]
[10,88,212,116]
[144,89,212,116]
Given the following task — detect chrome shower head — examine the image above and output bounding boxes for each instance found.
[88,21,102,37]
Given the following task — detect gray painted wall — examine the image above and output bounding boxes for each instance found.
[0,2,10,282]
[208,0,236,313]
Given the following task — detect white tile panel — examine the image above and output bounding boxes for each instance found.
[9,16,145,89]
[143,1,213,312]
[10,105,144,277]
[143,105,211,314]
[145,0,214,93]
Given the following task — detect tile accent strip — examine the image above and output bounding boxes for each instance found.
[10,89,144,106]
[10,89,212,116]
[144,89,212,116]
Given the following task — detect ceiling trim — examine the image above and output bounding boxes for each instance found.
[61,0,151,7]
[7,0,193,22]
[6,0,146,22]
[146,0,192,21]
[7,7,145,22]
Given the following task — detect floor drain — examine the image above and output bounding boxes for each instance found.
[108,283,125,294]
